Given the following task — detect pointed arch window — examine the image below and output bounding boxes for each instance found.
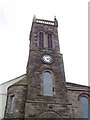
[43,71,53,96]
[39,32,44,48]
[48,34,52,49]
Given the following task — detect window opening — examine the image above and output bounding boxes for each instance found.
[48,34,52,49]
[43,71,53,96]
[10,96,14,113]
[80,97,90,118]
[39,32,44,48]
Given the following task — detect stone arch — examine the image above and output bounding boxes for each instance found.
[78,93,90,101]
[37,111,63,119]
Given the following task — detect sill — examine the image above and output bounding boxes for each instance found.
[43,94,53,97]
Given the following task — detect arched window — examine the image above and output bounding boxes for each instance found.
[39,32,44,48]
[10,95,14,113]
[80,96,90,118]
[43,71,53,96]
[48,34,52,49]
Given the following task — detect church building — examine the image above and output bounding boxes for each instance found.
[1,16,90,119]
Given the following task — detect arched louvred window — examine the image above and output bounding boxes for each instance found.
[43,71,53,96]
[78,94,90,119]
[48,33,52,49]
[39,32,44,48]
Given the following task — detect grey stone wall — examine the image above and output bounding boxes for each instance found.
[4,85,27,118]
[27,50,67,102]
[67,85,90,118]
[25,101,72,118]
[67,90,82,118]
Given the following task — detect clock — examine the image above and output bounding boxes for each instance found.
[42,55,53,64]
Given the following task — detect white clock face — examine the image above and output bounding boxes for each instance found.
[42,55,53,63]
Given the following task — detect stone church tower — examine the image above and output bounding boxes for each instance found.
[3,16,90,120]
[4,16,72,119]
[25,16,71,118]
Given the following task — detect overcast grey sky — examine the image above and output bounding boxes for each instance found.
[0,0,88,85]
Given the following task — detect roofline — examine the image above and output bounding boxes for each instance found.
[66,82,90,87]
[0,74,26,85]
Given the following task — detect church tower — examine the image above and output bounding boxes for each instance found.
[4,16,90,120]
[25,16,71,118]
